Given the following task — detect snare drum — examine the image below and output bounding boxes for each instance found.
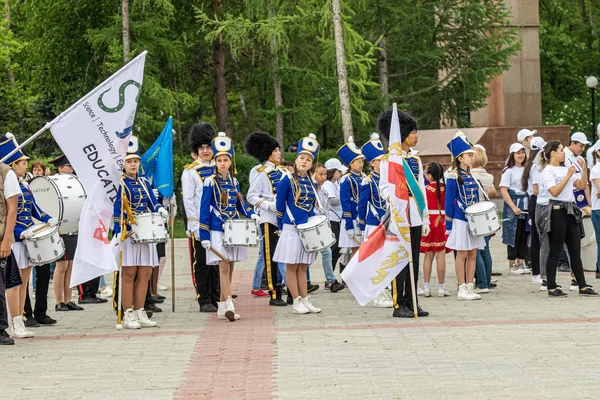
[22,224,65,264]
[296,215,336,253]
[131,212,168,243]
[222,219,259,247]
[464,201,501,237]
[29,174,87,235]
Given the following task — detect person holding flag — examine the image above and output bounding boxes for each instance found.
[112,136,169,329]
[377,108,430,317]
[445,132,486,301]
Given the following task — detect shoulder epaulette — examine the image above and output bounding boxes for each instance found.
[445,169,457,179]
[256,165,267,173]
[203,175,216,187]
[361,176,370,186]
[184,160,200,170]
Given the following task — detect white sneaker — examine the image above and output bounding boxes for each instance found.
[98,287,113,298]
[474,287,489,294]
[531,275,543,284]
[217,302,227,320]
[301,297,321,313]
[569,283,579,291]
[457,284,472,301]
[384,288,393,302]
[508,264,523,275]
[519,264,531,274]
[438,288,451,297]
[157,284,167,291]
[466,283,482,300]
[11,316,31,338]
[123,308,141,329]
[490,278,498,284]
[136,309,157,328]
[373,291,393,308]
[540,284,548,291]
[416,287,425,296]
[423,287,431,297]
[225,297,237,321]
[292,297,310,314]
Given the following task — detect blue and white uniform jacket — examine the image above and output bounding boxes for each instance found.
[358,171,387,231]
[15,181,52,242]
[275,173,317,231]
[445,168,480,231]
[246,161,284,227]
[113,175,162,235]
[340,171,365,231]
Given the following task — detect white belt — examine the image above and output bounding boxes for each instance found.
[429,210,445,215]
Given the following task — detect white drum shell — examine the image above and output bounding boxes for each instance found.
[465,201,501,237]
[296,215,336,253]
[222,219,259,247]
[29,174,87,235]
[131,213,168,243]
[22,224,65,264]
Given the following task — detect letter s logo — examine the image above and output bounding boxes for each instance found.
[97,79,142,113]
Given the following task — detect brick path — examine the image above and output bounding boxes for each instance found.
[2,237,600,399]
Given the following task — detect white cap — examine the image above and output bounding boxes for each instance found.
[324,158,348,174]
[517,128,537,142]
[530,136,546,151]
[571,132,591,145]
[509,142,525,154]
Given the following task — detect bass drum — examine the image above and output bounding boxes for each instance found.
[29,174,87,235]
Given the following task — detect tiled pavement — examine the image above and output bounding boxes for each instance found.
[2,237,600,399]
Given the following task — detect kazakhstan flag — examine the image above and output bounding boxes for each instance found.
[141,117,174,198]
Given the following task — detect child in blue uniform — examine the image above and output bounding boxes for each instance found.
[274,134,322,315]
[200,132,258,321]
[337,137,365,260]
[445,132,486,301]
[113,136,169,329]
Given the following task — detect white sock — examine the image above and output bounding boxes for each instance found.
[438,284,445,290]
[423,282,430,290]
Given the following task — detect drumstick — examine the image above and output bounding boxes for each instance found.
[210,247,227,261]
[20,223,51,239]
[353,237,361,246]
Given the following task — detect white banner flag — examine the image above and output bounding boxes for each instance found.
[48,51,147,287]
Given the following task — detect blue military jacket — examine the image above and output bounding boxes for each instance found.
[113,175,162,235]
[15,181,52,242]
[275,173,317,230]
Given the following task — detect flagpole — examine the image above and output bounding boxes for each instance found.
[116,185,125,329]
[0,123,51,164]
[170,204,175,312]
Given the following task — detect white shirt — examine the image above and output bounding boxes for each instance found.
[590,163,600,210]
[246,161,282,226]
[5,170,21,199]
[322,180,342,222]
[527,165,542,197]
[536,166,549,205]
[587,140,600,169]
[499,166,525,193]
[563,146,584,179]
[541,165,576,203]
[181,159,213,237]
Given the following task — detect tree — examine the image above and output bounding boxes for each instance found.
[332,0,354,141]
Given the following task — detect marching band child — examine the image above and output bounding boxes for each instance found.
[273,134,322,314]
[420,162,451,297]
[337,137,366,260]
[200,132,258,321]
[445,132,486,301]
[113,136,169,329]
[322,159,346,279]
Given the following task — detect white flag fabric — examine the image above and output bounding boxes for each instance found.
[49,51,147,287]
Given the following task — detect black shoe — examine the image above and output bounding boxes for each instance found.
[579,287,599,297]
[392,305,414,318]
[145,303,162,313]
[67,301,84,310]
[596,272,600,279]
[416,305,429,317]
[231,294,238,299]
[78,297,106,304]
[548,288,568,297]
[490,283,497,288]
[199,304,218,312]
[491,271,502,276]
[269,298,288,306]
[155,294,166,300]
[324,281,331,290]
[307,283,319,293]
[35,315,57,325]
[330,281,346,293]
[149,296,164,304]
[557,263,571,272]
[145,310,153,319]
[55,303,69,311]
[24,317,40,328]
[0,329,14,345]
[287,295,293,305]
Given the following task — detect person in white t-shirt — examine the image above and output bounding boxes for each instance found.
[588,145,600,280]
[500,143,529,275]
[322,159,346,280]
[585,123,600,170]
[564,131,592,209]
[517,128,537,155]
[539,140,596,298]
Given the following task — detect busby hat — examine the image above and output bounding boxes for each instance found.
[244,131,280,163]
[361,133,385,163]
[377,108,418,143]
[126,136,141,160]
[337,136,364,167]
[447,131,475,159]
[49,154,71,167]
[297,133,320,159]
[212,132,233,158]
[189,122,216,154]
[0,133,29,165]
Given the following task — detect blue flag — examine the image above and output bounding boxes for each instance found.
[141,117,174,198]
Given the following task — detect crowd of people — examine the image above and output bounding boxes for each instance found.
[2,107,600,345]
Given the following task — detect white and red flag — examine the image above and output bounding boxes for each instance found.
[49,51,147,287]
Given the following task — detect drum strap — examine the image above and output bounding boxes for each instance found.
[474,178,490,202]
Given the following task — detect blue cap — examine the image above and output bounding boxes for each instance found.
[297,133,320,159]
[212,132,233,158]
[337,136,365,166]
[126,135,141,160]
[361,133,385,163]
[0,133,29,165]
[447,131,475,159]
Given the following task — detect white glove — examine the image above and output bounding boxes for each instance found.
[251,214,259,221]
[346,229,355,239]
[186,230,192,238]
[267,202,277,212]
[22,230,34,239]
[201,240,211,250]
[445,230,451,236]
[48,218,59,227]
[159,208,169,219]
[422,224,430,237]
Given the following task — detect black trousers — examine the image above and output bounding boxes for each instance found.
[546,208,587,290]
[78,277,100,300]
[24,264,51,318]
[191,238,220,307]
[528,196,541,276]
[330,221,342,272]
[263,223,282,300]
[507,218,528,260]
[0,256,8,330]
[391,226,421,309]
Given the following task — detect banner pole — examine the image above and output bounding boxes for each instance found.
[0,123,51,164]
[170,204,175,312]
[116,183,125,329]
